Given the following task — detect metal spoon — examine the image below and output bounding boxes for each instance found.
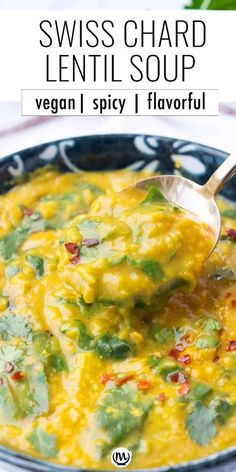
[134,152,236,256]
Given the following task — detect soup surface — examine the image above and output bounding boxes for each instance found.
[0,167,236,469]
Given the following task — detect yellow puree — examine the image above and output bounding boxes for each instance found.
[0,167,235,469]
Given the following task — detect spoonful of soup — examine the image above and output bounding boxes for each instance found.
[59,162,219,312]
[134,151,236,257]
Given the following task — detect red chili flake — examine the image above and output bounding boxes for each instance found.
[169,371,187,384]
[81,238,99,248]
[169,349,179,360]
[156,392,165,402]
[178,354,191,365]
[231,300,236,308]
[70,254,80,265]
[11,371,24,382]
[226,228,236,242]
[22,207,33,217]
[178,382,190,396]
[180,334,193,346]
[5,362,14,373]
[65,242,80,255]
[100,373,115,384]
[213,355,220,363]
[226,340,236,351]
[137,379,151,390]
[116,374,134,387]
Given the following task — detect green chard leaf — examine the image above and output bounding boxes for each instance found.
[203,318,222,333]
[0,229,26,261]
[129,258,164,280]
[61,320,94,350]
[95,334,133,360]
[149,355,181,381]
[185,403,217,445]
[141,185,168,205]
[26,255,44,278]
[14,361,49,417]
[0,314,31,341]
[221,208,236,219]
[97,384,153,451]
[27,428,58,458]
[0,378,22,423]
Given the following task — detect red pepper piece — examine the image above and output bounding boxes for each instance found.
[22,207,33,217]
[82,238,99,248]
[178,354,191,365]
[100,373,115,384]
[213,355,220,363]
[178,382,190,396]
[226,340,236,351]
[156,392,165,402]
[174,343,185,352]
[116,374,134,386]
[226,228,236,242]
[11,371,24,382]
[70,254,80,265]
[65,242,80,255]
[5,362,14,373]
[169,371,186,384]
[137,379,151,390]
[231,300,236,308]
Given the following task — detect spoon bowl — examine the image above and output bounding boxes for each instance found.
[133,152,236,257]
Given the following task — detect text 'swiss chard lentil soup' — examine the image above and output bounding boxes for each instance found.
[0,166,235,469]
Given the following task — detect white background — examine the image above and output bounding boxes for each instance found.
[0,10,235,102]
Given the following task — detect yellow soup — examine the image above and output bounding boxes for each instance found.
[0,167,235,469]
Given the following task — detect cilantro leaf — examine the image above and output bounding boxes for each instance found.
[97,384,153,450]
[0,344,24,372]
[95,334,133,359]
[26,255,44,278]
[191,382,212,400]
[221,208,236,219]
[185,0,236,9]
[27,428,58,458]
[0,229,25,261]
[141,186,168,205]
[0,314,31,340]
[203,318,222,332]
[185,403,217,445]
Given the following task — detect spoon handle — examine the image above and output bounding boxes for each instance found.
[203,152,236,196]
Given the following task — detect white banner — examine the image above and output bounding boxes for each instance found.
[0,10,235,114]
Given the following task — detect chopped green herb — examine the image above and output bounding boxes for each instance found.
[141,186,168,205]
[151,325,175,344]
[0,314,31,341]
[26,255,44,278]
[221,208,236,219]
[61,320,93,350]
[97,384,153,451]
[5,265,20,279]
[196,335,220,349]
[203,318,222,333]
[95,334,132,360]
[27,428,58,458]
[185,403,216,445]
[191,382,213,400]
